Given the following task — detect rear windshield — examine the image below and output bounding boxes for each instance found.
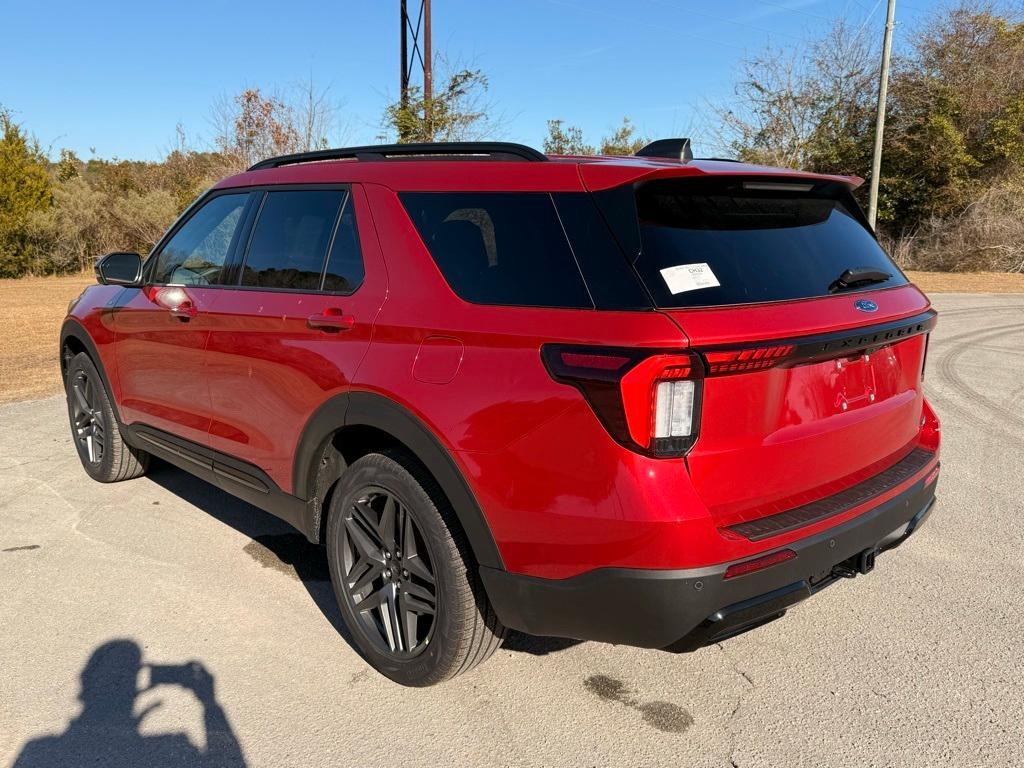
[631,178,906,308]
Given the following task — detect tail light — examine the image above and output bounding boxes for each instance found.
[541,345,702,458]
[703,344,795,375]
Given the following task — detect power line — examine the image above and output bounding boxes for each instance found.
[749,0,833,22]
[540,0,752,51]
[647,0,807,42]
[855,0,885,38]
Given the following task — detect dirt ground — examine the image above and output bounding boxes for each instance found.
[904,270,1024,293]
[0,271,1020,404]
[0,274,93,404]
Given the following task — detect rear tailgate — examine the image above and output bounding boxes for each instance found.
[662,288,933,528]
[604,171,936,530]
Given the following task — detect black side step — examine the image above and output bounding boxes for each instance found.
[127,425,310,536]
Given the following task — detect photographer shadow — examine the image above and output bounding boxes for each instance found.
[13,639,246,768]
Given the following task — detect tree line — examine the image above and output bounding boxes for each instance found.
[712,2,1024,273]
[1,1,1022,278]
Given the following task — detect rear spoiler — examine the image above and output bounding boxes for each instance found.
[629,137,863,190]
[581,161,863,193]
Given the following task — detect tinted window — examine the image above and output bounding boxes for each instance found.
[322,196,365,293]
[552,193,651,310]
[152,193,248,285]
[401,192,592,308]
[241,190,344,290]
[632,178,907,308]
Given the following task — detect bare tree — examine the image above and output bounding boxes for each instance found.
[708,20,878,171]
[295,77,341,152]
[211,79,342,169]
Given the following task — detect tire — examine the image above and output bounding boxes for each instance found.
[325,449,506,686]
[65,352,149,483]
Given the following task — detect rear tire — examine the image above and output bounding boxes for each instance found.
[65,352,149,483]
[326,449,505,686]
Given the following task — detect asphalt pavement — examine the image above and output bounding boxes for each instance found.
[2,293,1022,767]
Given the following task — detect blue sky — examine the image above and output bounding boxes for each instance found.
[2,0,937,161]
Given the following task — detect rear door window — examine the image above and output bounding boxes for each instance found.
[401,192,593,308]
[631,178,907,308]
[241,190,345,291]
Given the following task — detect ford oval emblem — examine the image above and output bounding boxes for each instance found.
[855,299,878,313]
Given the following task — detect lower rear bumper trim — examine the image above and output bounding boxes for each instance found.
[480,475,937,651]
[725,449,935,542]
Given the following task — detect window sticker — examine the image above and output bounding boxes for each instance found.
[660,263,721,294]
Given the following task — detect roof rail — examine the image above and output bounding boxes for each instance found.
[248,142,548,171]
[634,138,694,162]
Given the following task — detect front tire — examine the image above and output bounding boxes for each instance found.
[326,449,505,686]
[65,352,149,483]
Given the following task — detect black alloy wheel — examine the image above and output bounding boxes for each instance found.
[64,351,149,483]
[325,450,506,686]
[69,368,105,466]
[339,487,438,657]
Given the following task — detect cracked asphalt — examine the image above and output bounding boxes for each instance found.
[2,293,1022,767]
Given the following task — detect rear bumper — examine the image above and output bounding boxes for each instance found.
[480,472,937,650]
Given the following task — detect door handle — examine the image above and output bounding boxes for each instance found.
[307,310,355,332]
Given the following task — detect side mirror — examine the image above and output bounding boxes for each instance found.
[95,252,143,286]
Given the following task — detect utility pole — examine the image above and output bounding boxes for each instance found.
[424,0,433,129]
[868,0,896,229]
[400,0,433,138]
[400,0,409,110]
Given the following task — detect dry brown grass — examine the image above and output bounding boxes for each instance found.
[0,270,1020,405]
[887,177,1024,274]
[905,271,1024,294]
[0,274,92,404]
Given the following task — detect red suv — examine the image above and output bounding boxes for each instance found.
[61,140,940,686]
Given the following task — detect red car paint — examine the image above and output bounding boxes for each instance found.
[64,153,940,584]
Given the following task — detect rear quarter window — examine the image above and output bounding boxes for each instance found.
[400,192,593,309]
[631,178,907,308]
